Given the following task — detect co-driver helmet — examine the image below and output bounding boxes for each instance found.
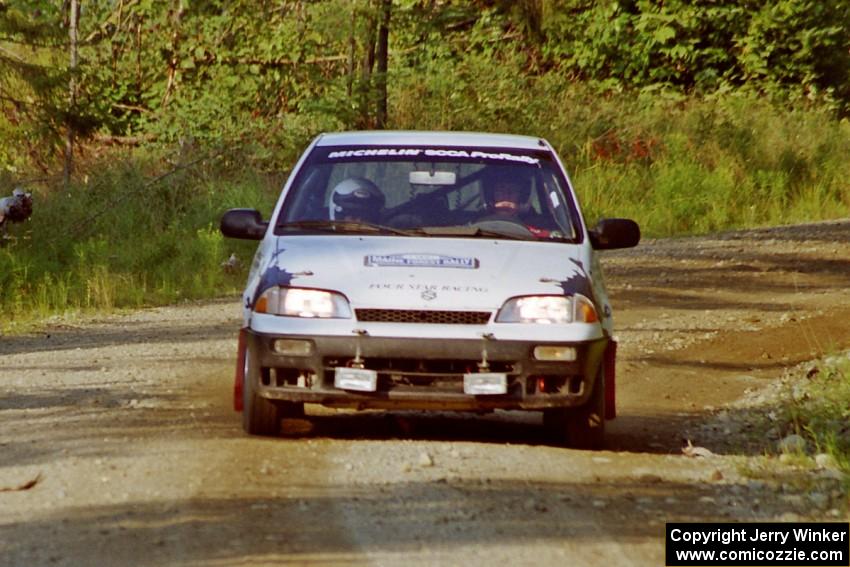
[481,167,531,212]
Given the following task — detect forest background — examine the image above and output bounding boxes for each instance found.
[1,0,850,324]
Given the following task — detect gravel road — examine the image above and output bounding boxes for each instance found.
[2,220,849,566]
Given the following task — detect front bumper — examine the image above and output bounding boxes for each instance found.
[245,330,608,411]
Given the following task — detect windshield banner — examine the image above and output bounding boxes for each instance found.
[328,148,539,165]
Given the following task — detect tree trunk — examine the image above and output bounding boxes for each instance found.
[63,0,79,189]
[347,8,356,98]
[374,0,390,129]
[161,0,184,108]
[358,2,377,129]
[136,17,143,107]
[518,0,544,44]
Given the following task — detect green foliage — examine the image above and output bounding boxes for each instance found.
[739,1,850,105]
[0,155,276,330]
[0,2,70,170]
[541,0,850,111]
[2,0,850,172]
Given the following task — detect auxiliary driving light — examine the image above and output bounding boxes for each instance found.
[272,339,313,356]
[533,346,577,361]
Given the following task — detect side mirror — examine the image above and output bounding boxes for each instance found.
[589,218,640,250]
[220,208,268,240]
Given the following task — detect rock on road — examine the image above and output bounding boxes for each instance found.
[2,220,850,566]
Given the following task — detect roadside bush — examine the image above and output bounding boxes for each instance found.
[0,154,277,331]
[540,0,850,114]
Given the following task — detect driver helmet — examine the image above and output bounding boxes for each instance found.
[482,168,531,215]
[329,177,384,222]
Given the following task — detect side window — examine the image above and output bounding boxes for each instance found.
[541,171,574,237]
[283,167,330,222]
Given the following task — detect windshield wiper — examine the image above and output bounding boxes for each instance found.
[421,225,536,241]
[277,220,423,237]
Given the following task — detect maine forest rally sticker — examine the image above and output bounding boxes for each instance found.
[365,254,479,269]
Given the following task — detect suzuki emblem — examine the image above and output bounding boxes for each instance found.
[421,289,437,301]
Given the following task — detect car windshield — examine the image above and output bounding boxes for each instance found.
[274,145,582,242]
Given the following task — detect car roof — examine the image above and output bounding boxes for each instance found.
[315,130,549,150]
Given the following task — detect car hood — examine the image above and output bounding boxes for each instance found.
[255,235,592,310]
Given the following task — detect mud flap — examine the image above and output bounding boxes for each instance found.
[234,328,247,412]
[604,339,616,420]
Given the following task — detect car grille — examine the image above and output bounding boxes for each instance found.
[355,309,491,325]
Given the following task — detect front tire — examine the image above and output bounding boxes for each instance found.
[544,365,606,450]
[242,347,280,436]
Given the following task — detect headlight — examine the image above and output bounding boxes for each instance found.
[254,287,352,318]
[496,294,598,324]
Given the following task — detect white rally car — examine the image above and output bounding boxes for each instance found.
[221,131,640,448]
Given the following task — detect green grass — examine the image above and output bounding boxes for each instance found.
[0,153,278,332]
[781,356,850,476]
[739,355,850,512]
